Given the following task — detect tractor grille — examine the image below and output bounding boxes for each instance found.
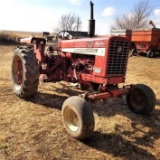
[107,40,129,75]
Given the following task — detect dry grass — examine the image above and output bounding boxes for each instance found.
[0,30,57,48]
[0,30,49,44]
[0,44,160,160]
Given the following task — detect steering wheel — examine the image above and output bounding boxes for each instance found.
[56,31,72,40]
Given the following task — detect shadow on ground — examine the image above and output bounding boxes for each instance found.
[25,83,159,160]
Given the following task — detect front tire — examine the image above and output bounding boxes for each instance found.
[62,96,95,139]
[126,84,156,114]
[11,46,39,98]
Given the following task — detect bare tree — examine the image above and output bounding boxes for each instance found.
[111,0,153,30]
[55,12,82,32]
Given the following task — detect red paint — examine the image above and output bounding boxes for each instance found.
[20,35,130,101]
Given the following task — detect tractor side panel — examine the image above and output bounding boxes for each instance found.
[92,39,109,77]
[92,55,106,76]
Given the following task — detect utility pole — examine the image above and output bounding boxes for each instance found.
[76,17,79,38]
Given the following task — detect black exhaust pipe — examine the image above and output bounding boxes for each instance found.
[88,1,95,37]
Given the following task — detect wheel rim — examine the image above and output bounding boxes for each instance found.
[12,55,23,90]
[65,107,79,132]
[131,49,136,55]
[130,89,146,109]
[150,52,154,57]
[148,51,154,57]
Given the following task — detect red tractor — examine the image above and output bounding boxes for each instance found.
[11,2,156,140]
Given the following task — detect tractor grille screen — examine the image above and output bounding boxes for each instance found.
[107,40,129,75]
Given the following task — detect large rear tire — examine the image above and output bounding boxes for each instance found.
[62,96,95,139]
[126,84,156,114]
[11,46,39,98]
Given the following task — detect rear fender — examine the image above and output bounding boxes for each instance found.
[20,37,46,64]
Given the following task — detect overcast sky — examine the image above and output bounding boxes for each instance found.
[0,0,160,35]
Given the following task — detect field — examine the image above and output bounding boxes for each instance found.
[0,41,160,159]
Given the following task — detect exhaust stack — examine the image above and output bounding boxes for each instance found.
[88,1,95,37]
